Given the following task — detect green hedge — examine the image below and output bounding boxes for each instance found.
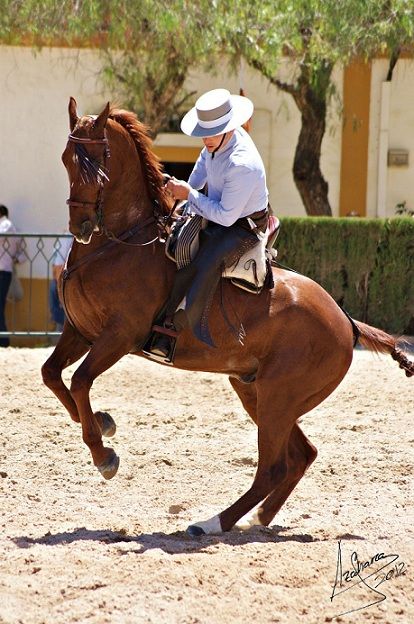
[276,217,414,335]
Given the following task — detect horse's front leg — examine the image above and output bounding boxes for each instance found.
[41,324,117,437]
[41,323,89,424]
[69,331,130,480]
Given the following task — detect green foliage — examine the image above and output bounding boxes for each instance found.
[277,217,414,334]
[367,218,414,332]
[219,0,414,88]
[99,1,220,134]
[3,0,414,213]
[1,0,220,134]
[216,0,414,215]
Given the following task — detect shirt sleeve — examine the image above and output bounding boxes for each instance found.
[187,163,258,226]
[7,223,25,264]
[188,149,207,190]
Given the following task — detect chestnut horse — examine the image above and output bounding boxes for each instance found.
[42,98,413,536]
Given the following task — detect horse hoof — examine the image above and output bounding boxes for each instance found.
[97,452,120,480]
[95,411,117,437]
[186,524,206,537]
[186,515,222,536]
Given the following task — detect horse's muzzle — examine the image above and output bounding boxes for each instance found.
[73,219,97,244]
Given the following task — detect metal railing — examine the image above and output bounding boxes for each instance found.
[1,233,72,342]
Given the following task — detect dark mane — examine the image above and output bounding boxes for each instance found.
[108,108,170,214]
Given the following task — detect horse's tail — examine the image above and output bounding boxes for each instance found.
[354,320,414,377]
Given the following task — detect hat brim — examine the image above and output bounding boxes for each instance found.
[180,94,253,137]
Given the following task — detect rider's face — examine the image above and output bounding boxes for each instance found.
[202,131,233,153]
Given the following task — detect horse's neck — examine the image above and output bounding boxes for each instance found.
[103,178,153,235]
[79,171,154,255]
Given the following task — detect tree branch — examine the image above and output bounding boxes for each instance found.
[249,58,297,96]
[386,46,401,82]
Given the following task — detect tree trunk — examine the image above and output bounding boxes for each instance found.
[293,100,331,216]
[271,59,334,217]
[292,81,332,216]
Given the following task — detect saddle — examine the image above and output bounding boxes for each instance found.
[165,210,280,294]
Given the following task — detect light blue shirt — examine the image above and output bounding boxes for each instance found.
[187,127,268,227]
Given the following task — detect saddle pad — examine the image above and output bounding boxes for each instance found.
[165,214,268,292]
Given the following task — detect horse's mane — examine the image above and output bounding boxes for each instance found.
[108,108,170,214]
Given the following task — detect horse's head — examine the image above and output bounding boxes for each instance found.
[63,97,174,245]
[62,97,111,244]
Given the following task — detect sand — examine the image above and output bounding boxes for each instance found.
[0,347,413,624]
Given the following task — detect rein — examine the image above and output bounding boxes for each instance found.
[62,127,173,336]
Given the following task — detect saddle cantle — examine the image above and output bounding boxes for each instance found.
[165,211,280,294]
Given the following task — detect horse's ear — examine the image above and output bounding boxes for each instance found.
[68,97,79,131]
[94,102,110,134]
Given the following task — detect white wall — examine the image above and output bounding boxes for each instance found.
[0,46,344,234]
[0,46,109,234]
[367,58,414,218]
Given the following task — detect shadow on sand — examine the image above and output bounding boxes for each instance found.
[11,525,367,555]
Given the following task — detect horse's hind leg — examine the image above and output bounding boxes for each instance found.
[229,379,317,529]
[42,324,116,437]
[229,376,258,424]
[187,331,351,536]
[188,371,297,535]
[238,424,317,529]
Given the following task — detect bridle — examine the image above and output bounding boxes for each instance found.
[66,131,162,247]
[66,132,110,228]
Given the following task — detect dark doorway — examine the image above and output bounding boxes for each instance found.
[161,161,195,180]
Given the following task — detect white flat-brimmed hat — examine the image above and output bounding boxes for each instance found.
[180,88,254,138]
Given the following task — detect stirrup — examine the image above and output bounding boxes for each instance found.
[142,325,178,365]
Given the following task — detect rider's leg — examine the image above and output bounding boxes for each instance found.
[150,222,257,358]
[184,223,258,346]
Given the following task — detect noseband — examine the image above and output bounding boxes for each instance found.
[66,132,110,226]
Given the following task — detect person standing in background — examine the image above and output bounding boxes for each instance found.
[49,234,72,336]
[0,205,25,347]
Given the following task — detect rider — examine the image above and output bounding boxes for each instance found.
[150,88,269,360]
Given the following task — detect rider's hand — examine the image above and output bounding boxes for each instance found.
[165,177,191,201]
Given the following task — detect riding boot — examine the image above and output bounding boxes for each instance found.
[149,266,195,359]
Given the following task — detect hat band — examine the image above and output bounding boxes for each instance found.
[197,108,233,129]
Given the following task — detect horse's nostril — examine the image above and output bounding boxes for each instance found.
[80,220,93,236]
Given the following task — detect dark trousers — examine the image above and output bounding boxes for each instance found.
[0,270,12,347]
[164,221,258,346]
[49,279,65,327]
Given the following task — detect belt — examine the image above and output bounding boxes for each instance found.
[248,208,268,221]
[236,208,269,234]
